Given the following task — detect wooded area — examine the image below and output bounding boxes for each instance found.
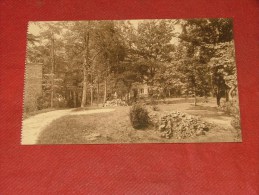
[26,18,238,110]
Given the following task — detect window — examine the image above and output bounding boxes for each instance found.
[140,88,144,94]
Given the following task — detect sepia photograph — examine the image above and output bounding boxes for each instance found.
[21,18,241,145]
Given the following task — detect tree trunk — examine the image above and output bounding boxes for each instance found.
[97,77,100,106]
[90,85,93,106]
[50,33,55,108]
[103,63,109,107]
[81,25,90,108]
[103,78,107,106]
[73,90,77,108]
[50,75,54,108]
[90,67,93,106]
[228,86,235,101]
[194,86,197,106]
[194,95,197,106]
[216,94,221,106]
[81,67,87,107]
[225,89,229,102]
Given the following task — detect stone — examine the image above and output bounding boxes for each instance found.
[161,133,166,138]
[84,133,101,140]
[165,120,172,129]
[156,110,211,139]
[196,130,205,136]
[203,127,209,131]
[159,125,165,131]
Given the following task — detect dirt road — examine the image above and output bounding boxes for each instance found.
[21,108,115,145]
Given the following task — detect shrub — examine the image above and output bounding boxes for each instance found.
[36,96,44,110]
[37,95,50,110]
[220,99,239,116]
[231,116,241,130]
[152,105,160,111]
[129,103,149,129]
[150,97,158,105]
[126,98,136,106]
[221,98,241,129]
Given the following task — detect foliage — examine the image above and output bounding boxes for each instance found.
[152,105,160,111]
[129,104,150,129]
[220,99,238,116]
[231,117,241,130]
[209,41,237,100]
[133,20,175,85]
[26,18,237,110]
[220,98,241,129]
[177,18,235,105]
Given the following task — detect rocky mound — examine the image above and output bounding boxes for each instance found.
[104,99,128,107]
[149,111,211,139]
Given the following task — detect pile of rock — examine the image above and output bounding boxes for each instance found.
[105,99,128,107]
[153,111,211,139]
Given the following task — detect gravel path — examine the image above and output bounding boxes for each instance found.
[21,108,115,145]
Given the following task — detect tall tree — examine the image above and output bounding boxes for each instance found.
[65,21,99,107]
[177,18,234,106]
[93,21,127,105]
[133,20,175,86]
[28,22,65,108]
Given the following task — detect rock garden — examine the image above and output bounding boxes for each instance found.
[104,99,128,107]
[130,103,213,140]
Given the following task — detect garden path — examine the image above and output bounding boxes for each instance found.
[21,108,115,145]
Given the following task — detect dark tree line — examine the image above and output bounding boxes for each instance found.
[26,18,237,109]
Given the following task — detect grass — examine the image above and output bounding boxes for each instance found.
[36,100,241,144]
[37,107,160,144]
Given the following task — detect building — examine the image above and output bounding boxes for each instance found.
[130,82,149,98]
[23,63,43,112]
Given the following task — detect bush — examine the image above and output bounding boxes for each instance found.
[231,116,241,130]
[37,95,50,110]
[221,98,241,129]
[126,98,136,106]
[36,96,44,110]
[129,103,149,129]
[152,105,160,111]
[220,99,239,116]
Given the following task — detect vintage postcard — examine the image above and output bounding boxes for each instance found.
[22,18,241,145]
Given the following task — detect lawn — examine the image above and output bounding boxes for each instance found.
[36,100,241,144]
[37,106,160,144]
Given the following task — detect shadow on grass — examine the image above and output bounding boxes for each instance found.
[187,104,219,112]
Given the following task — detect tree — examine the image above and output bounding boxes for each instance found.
[209,41,237,103]
[93,21,127,105]
[177,18,234,106]
[65,21,99,107]
[26,19,237,109]
[133,20,175,86]
[27,22,66,108]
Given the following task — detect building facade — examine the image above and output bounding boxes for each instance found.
[23,63,43,112]
[130,82,149,98]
